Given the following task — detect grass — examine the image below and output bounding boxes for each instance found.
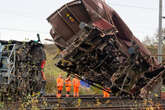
[44,43,165,95]
[44,44,64,94]
[44,44,102,95]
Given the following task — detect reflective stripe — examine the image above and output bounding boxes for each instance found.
[57,78,64,87]
[65,80,71,87]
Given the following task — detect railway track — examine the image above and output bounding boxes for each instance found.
[37,95,165,110]
[2,95,165,110]
[39,106,165,110]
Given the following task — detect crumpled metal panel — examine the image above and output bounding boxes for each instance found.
[0,40,46,98]
[48,0,164,97]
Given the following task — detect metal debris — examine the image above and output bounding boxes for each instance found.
[0,40,46,99]
[47,0,165,97]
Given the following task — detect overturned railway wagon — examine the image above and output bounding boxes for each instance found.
[0,40,46,99]
[48,0,165,97]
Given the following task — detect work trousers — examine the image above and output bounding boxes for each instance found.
[73,86,79,97]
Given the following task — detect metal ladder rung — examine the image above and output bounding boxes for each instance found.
[0,68,8,70]
[0,44,15,84]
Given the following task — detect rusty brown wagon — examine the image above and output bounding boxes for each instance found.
[47,0,165,97]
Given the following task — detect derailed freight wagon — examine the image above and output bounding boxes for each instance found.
[47,0,165,97]
[0,40,46,99]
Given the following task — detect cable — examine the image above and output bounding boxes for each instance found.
[0,9,41,19]
[0,9,47,21]
[0,27,49,35]
[0,2,160,20]
[108,3,158,11]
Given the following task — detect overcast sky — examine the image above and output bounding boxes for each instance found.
[0,0,164,43]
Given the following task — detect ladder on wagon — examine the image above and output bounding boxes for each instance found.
[0,43,16,84]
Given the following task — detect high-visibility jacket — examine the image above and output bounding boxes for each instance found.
[103,88,111,97]
[56,77,63,87]
[65,79,71,92]
[65,79,71,87]
[73,78,80,87]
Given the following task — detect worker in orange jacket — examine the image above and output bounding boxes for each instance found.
[72,77,80,97]
[103,88,111,98]
[56,74,64,98]
[65,76,71,97]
